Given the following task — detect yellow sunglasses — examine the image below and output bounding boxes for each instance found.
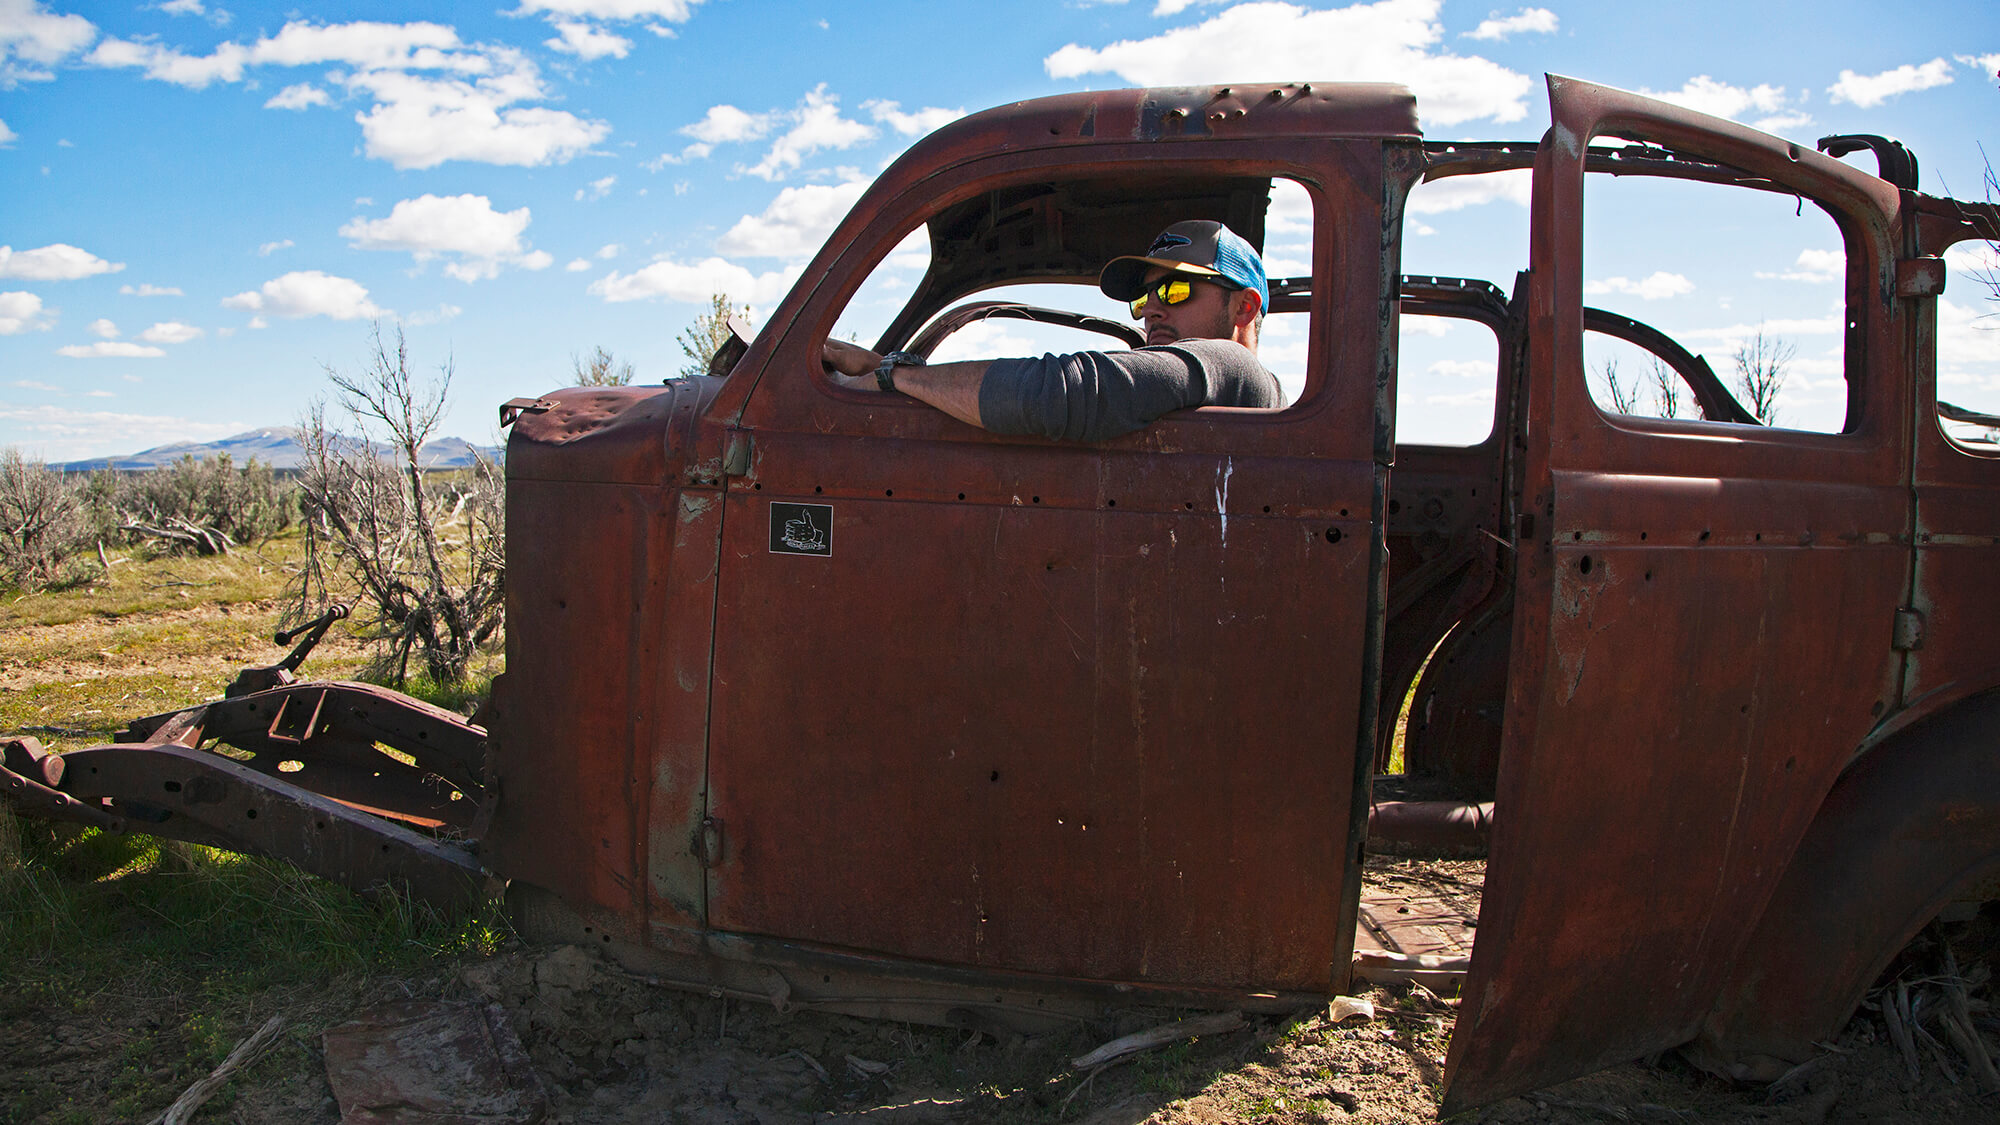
[1128,277,1203,319]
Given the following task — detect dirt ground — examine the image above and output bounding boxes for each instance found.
[4,859,1995,1125]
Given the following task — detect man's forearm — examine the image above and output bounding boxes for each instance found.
[892,361,991,428]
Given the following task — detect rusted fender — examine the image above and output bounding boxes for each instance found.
[46,742,489,908]
[1696,688,2000,1067]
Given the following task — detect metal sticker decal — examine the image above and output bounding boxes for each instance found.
[769,502,832,557]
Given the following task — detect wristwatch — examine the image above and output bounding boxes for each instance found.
[874,350,925,392]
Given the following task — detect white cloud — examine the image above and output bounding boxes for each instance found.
[1828,58,1954,108]
[14,379,59,391]
[1153,0,1228,14]
[589,256,801,305]
[404,303,461,326]
[0,117,15,146]
[139,321,202,343]
[1583,272,1694,300]
[346,56,610,170]
[1409,168,1530,213]
[1957,53,2000,75]
[223,270,383,320]
[683,103,774,144]
[863,99,965,137]
[565,258,591,271]
[341,193,548,281]
[742,85,877,181]
[1633,75,1792,122]
[58,341,165,358]
[257,239,293,257]
[86,317,117,338]
[265,82,330,110]
[595,243,621,259]
[1045,0,1535,126]
[0,290,51,334]
[575,174,616,201]
[1754,248,1843,283]
[1463,7,1556,41]
[544,20,630,59]
[717,179,870,259]
[0,403,244,461]
[83,389,111,397]
[159,0,206,16]
[0,242,124,280]
[511,0,706,20]
[83,20,609,170]
[0,0,96,88]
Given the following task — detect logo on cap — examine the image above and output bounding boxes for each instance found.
[1148,231,1193,254]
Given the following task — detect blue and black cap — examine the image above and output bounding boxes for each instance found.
[1098,220,1268,311]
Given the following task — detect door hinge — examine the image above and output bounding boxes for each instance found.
[1896,258,1946,299]
[1892,607,1926,652]
[693,817,724,867]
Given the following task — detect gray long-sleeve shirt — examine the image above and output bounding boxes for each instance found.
[977,338,1284,442]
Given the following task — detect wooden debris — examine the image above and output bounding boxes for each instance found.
[1883,981,1921,1083]
[1328,995,1375,1023]
[1071,1011,1246,1070]
[146,1014,285,1125]
[1353,949,1470,992]
[846,1054,891,1078]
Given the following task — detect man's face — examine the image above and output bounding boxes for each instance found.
[1138,266,1238,347]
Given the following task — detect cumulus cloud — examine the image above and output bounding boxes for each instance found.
[341,193,551,281]
[1463,7,1555,40]
[0,290,51,334]
[575,174,616,201]
[223,270,383,320]
[87,317,117,338]
[0,117,15,146]
[265,82,330,109]
[742,85,876,181]
[121,283,184,296]
[1583,272,1694,301]
[1631,75,1799,129]
[0,242,124,280]
[717,179,870,259]
[138,320,202,343]
[0,402,244,460]
[83,20,610,169]
[1045,0,1535,126]
[1827,58,1954,108]
[58,341,165,358]
[0,0,96,87]
[545,19,630,59]
[1755,248,1843,284]
[589,256,801,305]
[1409,168,1530,213]
[565,258,592,272]
[257,239,293,257]
[510,0,706,21]
[863,99,965,137]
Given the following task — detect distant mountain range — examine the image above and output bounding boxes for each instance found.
[54,427,501,472]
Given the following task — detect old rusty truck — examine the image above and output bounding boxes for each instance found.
[6,75,1999,1111]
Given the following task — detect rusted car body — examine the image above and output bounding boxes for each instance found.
[6,76,1998,1111]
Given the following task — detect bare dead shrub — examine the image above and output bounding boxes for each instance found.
[113,453,294,556]
[1731,329,1794,426]
[1593,357,1639,414]
[1647,357,1684,420]
[292,325,503,686]
[0,449,92,591]
[572,345,634,386]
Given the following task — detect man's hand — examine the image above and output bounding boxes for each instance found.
[822,339,884,391]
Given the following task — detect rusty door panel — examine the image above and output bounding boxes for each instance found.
[707,459,1371,989]
[487,477,709,936]
[1443,76,1912,1111]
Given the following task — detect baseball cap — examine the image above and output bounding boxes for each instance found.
[1098,220,1269,311]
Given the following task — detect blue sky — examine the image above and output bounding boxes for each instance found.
[1,0,1994,458]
